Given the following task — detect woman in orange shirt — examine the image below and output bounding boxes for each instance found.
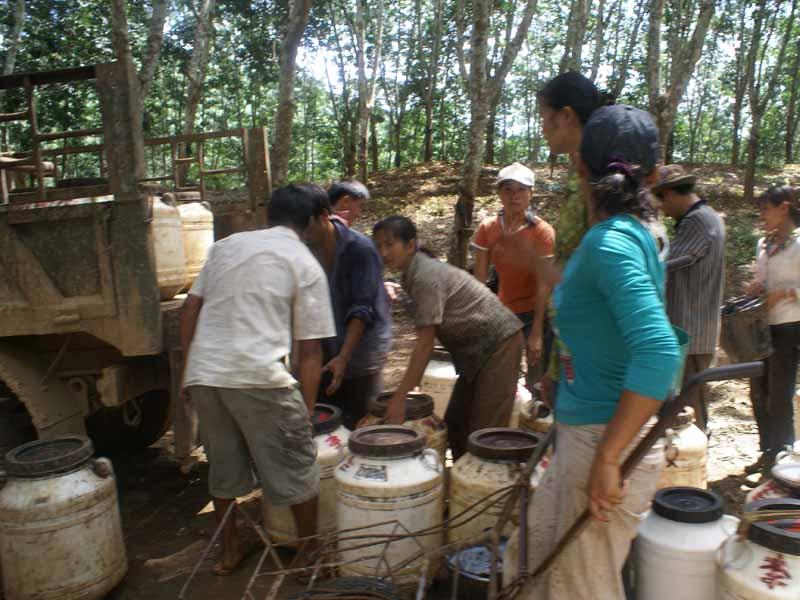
[473,162,556,380]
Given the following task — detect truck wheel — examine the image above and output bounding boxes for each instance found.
[86,389,173,454]
[0,382,35,469]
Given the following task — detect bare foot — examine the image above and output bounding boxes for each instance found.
[212,540,258,576]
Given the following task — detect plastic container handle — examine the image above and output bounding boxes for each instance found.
[421,448,442,473]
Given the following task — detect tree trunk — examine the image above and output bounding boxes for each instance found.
[139,0,169,100]
[785,38,800,163]
[2,0,25,78]
[589,0,608,81]
[559,0,590,72]
[451,0,492,267]
[183,0,216,136]
[354,0,385,183]
[647,0,714,161]
[422,0,444,162]
[485,100,498,165]
[744,0,798,201]
[609,1,644,97]
[731,2,749,166]
[270,0,314,187]
[370,117,380,173]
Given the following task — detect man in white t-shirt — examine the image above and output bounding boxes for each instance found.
[180,184,336,575]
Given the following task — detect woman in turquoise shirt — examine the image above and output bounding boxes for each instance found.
[507,105,682,600]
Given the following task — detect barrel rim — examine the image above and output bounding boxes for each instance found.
[348,425,425,458]
[371,391,434,421]
[652,487,723,524]
[4,435,94,478]
[466,428,539,462]
[313,403,343,436]
[430,346,452,362]
[746,498,800,556]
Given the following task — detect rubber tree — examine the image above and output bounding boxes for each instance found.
[450,0,538,267]
[270,0,315,187]
[646,0,715,162]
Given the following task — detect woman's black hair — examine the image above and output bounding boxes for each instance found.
[537,72,615,125]
[372,215,435,257]
[590,168,656,222]
[758,185,800,226]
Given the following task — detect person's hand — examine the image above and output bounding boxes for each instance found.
[587,456,626,522]
[527,333,543,364]
[384,282,401,303]
[745,280,764,297]
[537,375,554,408]
[385,394,407,424]
[322,354,347,395]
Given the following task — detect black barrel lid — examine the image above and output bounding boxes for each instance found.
[746,498,800,556]
[348,425,425,458]
[370,391,434,421]
[313,403,343,436]
[467,428,539,462]
[652,487,724,523]
[431,345,452,362]
[4,435,94,478]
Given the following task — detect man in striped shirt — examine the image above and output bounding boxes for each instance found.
[654,165,726,433]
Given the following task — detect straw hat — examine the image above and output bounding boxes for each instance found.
[651,165,697,193]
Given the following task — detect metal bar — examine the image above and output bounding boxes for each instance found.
[138,175,173,183]
[9,184,110,204]
[175,186,200,192]
[177,500,236,600]
[0,64,96,90]
[33,127,103,143]
[0,111,28,123]
[241,543,272,600]
[174,156,198,164]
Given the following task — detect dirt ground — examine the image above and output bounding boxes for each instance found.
[108,161,799,600]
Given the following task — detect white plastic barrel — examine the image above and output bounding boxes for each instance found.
[746,459,800,506]
[358,392,447,464]
[263,404,349,544]
[421,347,457,418]
[150,196,188,300]
[449,428,544,545]
[336,426,443,590]
[0,437,127,600]
[657,408,708,490]
[633,487,739,600]
[518,399,553,435]
[177,201,214,291]
[718,498,800,599]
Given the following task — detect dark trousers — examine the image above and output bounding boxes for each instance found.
[682,353,714,431]
[750,322,800,455]
[445,332,524,460]
[321,371,384,430]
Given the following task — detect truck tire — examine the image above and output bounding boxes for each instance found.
[86,389,173,454]
[0,382,36,470]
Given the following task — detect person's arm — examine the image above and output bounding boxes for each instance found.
[473,249,490,284]
[324,319,366,394]
[297,338,323,413]
[665,219,711,272]
[584,230,681,520]
[385,326,436,423]
[179,293,203,411]
[746,238,767,296]
[324,244,382,393]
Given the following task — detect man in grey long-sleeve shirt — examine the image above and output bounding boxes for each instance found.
[654,165,726,433]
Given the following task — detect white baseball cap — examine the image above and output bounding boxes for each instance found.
[496,162,534,187]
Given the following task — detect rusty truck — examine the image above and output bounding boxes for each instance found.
[0,62,271,462]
